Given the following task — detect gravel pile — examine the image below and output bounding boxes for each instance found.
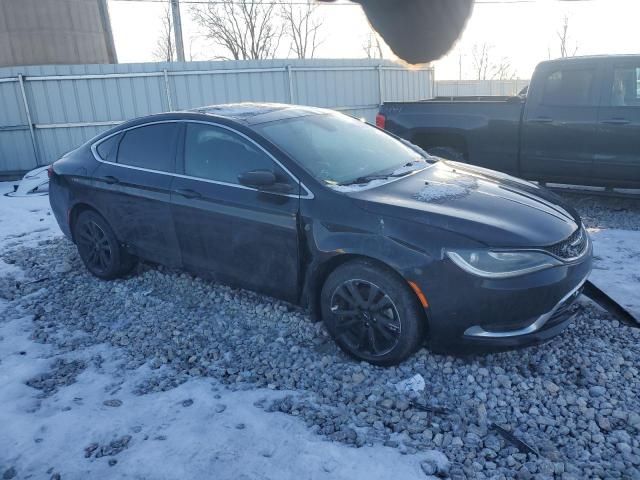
[3,231,640,479]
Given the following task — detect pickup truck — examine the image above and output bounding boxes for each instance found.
[377,55,640,188]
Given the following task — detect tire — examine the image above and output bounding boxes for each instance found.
[425,146,465,163]
[320,260,426,366]
[73,210,135,280]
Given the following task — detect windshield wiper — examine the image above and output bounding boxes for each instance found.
[338,174,392,186]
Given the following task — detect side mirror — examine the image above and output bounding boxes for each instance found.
[238,169,277,188]
[238,169,294,194]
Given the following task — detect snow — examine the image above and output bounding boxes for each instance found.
[0,182,61,251]
[0,186,429,478]
[395,374,426,394]
[1,183,640,478]
[0,316,429,479]
[588,228,640,321]
[414,183,469,202]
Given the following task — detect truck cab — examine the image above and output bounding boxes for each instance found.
[379,55,640,189]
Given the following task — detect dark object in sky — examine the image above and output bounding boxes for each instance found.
[49,103,592,366]
[378,55,640,189]
[319,0,475,64]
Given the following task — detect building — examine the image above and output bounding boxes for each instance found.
[0,0,117,67]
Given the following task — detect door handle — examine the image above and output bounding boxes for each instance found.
[529,117,553,124]
[173,188,202,199]
[601,118,630,125]
[101,175,119,185]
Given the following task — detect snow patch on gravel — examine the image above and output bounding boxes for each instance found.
[589,228,640,321]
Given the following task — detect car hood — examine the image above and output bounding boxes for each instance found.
[348,161,582,248]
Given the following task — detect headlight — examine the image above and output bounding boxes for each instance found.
[446,249,562,278]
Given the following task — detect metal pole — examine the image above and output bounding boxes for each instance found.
[163,69,173,111]
[377,64,384,105]
[171,0,186,62]
[18,74,40,167]
[97,0,118,63]
[286,65,295,104]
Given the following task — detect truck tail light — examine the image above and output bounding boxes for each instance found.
[375,114,386,129]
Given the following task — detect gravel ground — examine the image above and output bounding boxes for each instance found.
[560,193,640,231]
[2,215,640,480]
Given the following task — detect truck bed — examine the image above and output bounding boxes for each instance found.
[379,99,525,175]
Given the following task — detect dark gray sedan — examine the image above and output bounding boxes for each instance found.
[49,103,592,365]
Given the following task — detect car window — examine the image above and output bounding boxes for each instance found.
[611,66,640,107]
[183,123,282,185]
[96,133,122,163]
[117,123,178,172]
[542,68,596,106]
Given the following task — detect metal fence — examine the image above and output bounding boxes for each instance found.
[434,79,529,97]
[0,59,433,175]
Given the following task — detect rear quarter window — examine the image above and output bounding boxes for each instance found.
[117,123,179,172]
[96,133,122,163]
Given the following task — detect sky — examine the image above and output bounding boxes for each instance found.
[108,0,640,80]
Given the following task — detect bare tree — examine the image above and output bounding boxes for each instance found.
[362,32,383,59]
[557,15,579,58]
[281,1,323,59]
[492,58,517,80]
[191,0,283,60]
[471,43,516,80]
[153,5,175,62]
[471,43,491,80]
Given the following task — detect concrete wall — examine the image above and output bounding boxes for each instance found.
[0,0,117,67]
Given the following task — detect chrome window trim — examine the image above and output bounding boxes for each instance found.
[90,119,314,200]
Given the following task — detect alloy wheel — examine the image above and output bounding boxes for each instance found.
[76,220,113,274]
[329,279,401,358]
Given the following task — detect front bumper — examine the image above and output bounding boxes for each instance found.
[415,242,592,354]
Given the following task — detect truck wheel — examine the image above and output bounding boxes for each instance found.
[426,146,466,163]
[320,260,426,366]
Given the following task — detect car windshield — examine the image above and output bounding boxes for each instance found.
[253,113,433,186]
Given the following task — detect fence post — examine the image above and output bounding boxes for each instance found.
[377,64,384,105]
[286,65,295,104]
[18,74,40,167]
[430,68,436,99]
[163,69,173,111]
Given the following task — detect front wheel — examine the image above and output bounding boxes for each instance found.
[73,210,135,280]
[320,260,426,366]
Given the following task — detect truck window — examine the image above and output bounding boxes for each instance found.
[611,66,640,107]
[542,68,596,107]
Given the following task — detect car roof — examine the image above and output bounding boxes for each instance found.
[191,102,331,125]
[538,54,640,67]
[91,103,333,144]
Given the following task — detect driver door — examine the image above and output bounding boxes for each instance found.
[170,121,301,302]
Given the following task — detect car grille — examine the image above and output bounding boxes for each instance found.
[545,227,588,261]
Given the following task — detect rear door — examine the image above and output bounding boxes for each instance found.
[593,59,640,187]
[91,121,182,267]
[520,62,602,184]
[170,121,301,302]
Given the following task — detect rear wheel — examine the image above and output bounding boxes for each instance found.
[74,210,135,280]
[320,260,425,366]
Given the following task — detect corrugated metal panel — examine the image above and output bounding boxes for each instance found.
[435,79,529,97]
[0,59,433,173]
